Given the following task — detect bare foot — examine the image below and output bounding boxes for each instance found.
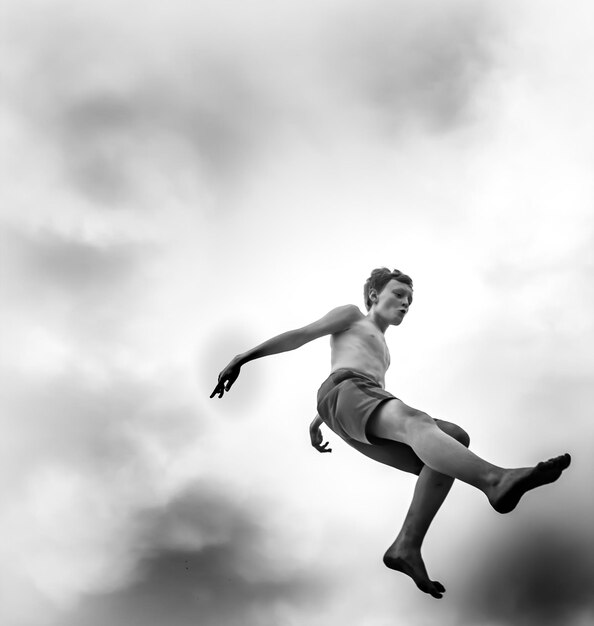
[489,453,571,514]
[383,547,446,599]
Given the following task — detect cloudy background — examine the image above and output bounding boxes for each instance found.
[1,0,593,624]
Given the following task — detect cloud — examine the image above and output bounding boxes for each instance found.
[0,363,203,620]
[0,219,207,620]
[1,366,199,478]
[1,224,149,297]
[462,522,594,626]
[57,487,326,626]
[0,222,160,357]
[0,0,504,214]
[325,0,500,135]
[46,61,273,205]
[0,1,284,208]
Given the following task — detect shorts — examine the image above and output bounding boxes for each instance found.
[316,368,398,445]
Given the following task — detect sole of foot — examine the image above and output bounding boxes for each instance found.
[491,453,571,514]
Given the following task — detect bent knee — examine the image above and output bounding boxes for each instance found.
[457,427,471,447]
[436,419,470,447]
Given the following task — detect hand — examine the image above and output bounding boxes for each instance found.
[309,417,332,453]
[210,358,242,398]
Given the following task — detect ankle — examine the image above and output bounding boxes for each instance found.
[482,467,505,493]
[392,532,422,552]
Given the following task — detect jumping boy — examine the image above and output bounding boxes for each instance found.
[210,267,570,599]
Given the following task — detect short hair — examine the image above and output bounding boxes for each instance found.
[363,268,413,311]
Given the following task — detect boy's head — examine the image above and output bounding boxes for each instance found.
[363,268,413,311]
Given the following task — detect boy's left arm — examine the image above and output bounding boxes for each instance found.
[309,414,332,453]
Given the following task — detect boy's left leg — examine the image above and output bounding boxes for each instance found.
[368,398,570,508]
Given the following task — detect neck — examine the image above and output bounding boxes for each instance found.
[367,310,390,334]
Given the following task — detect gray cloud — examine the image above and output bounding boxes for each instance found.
[327,0,499,135]
[1,366,199,481]
[56,95,141,205]
[50,60,271,205]
[2,0,504,211]
[4,10,278,207]
[1,225,149,295]
[57,487,326,626]
[0,223,157,345]
[462,523,594,626]
[0,361,205,625]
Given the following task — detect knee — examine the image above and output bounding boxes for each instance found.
[455,426,471,448]
[437,420,470,447]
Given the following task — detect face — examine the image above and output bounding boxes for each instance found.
[370,279,413,325]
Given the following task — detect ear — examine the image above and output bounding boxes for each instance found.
[369,289,378,304]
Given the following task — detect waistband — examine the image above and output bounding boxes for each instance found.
[329,368,380,386]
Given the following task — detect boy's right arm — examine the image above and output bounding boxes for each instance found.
[210,304,362,398]
[310,413,332,453]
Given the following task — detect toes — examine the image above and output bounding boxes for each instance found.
[540,454,571,472]
[421,580,446,599]
[552,453,571,466]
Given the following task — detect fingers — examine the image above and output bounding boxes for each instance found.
[210,380,227,398]
[210,367,239,398]
[314,441,332,453]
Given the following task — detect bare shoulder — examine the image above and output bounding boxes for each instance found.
[325,304,365,327]
[333,303,365,320]
[299,304,364,341]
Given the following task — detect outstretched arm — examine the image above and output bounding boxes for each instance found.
[210,304,362,398]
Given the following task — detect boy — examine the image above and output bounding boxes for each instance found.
[210,267,570,599]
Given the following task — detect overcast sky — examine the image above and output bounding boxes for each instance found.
[1,1,593,625]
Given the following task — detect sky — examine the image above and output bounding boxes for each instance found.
[1,0,593,625]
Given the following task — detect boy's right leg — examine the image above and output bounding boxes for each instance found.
[381,420,468,599]
[367,399,571,513]
[382,464,451,599]
[350,419,468,598]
